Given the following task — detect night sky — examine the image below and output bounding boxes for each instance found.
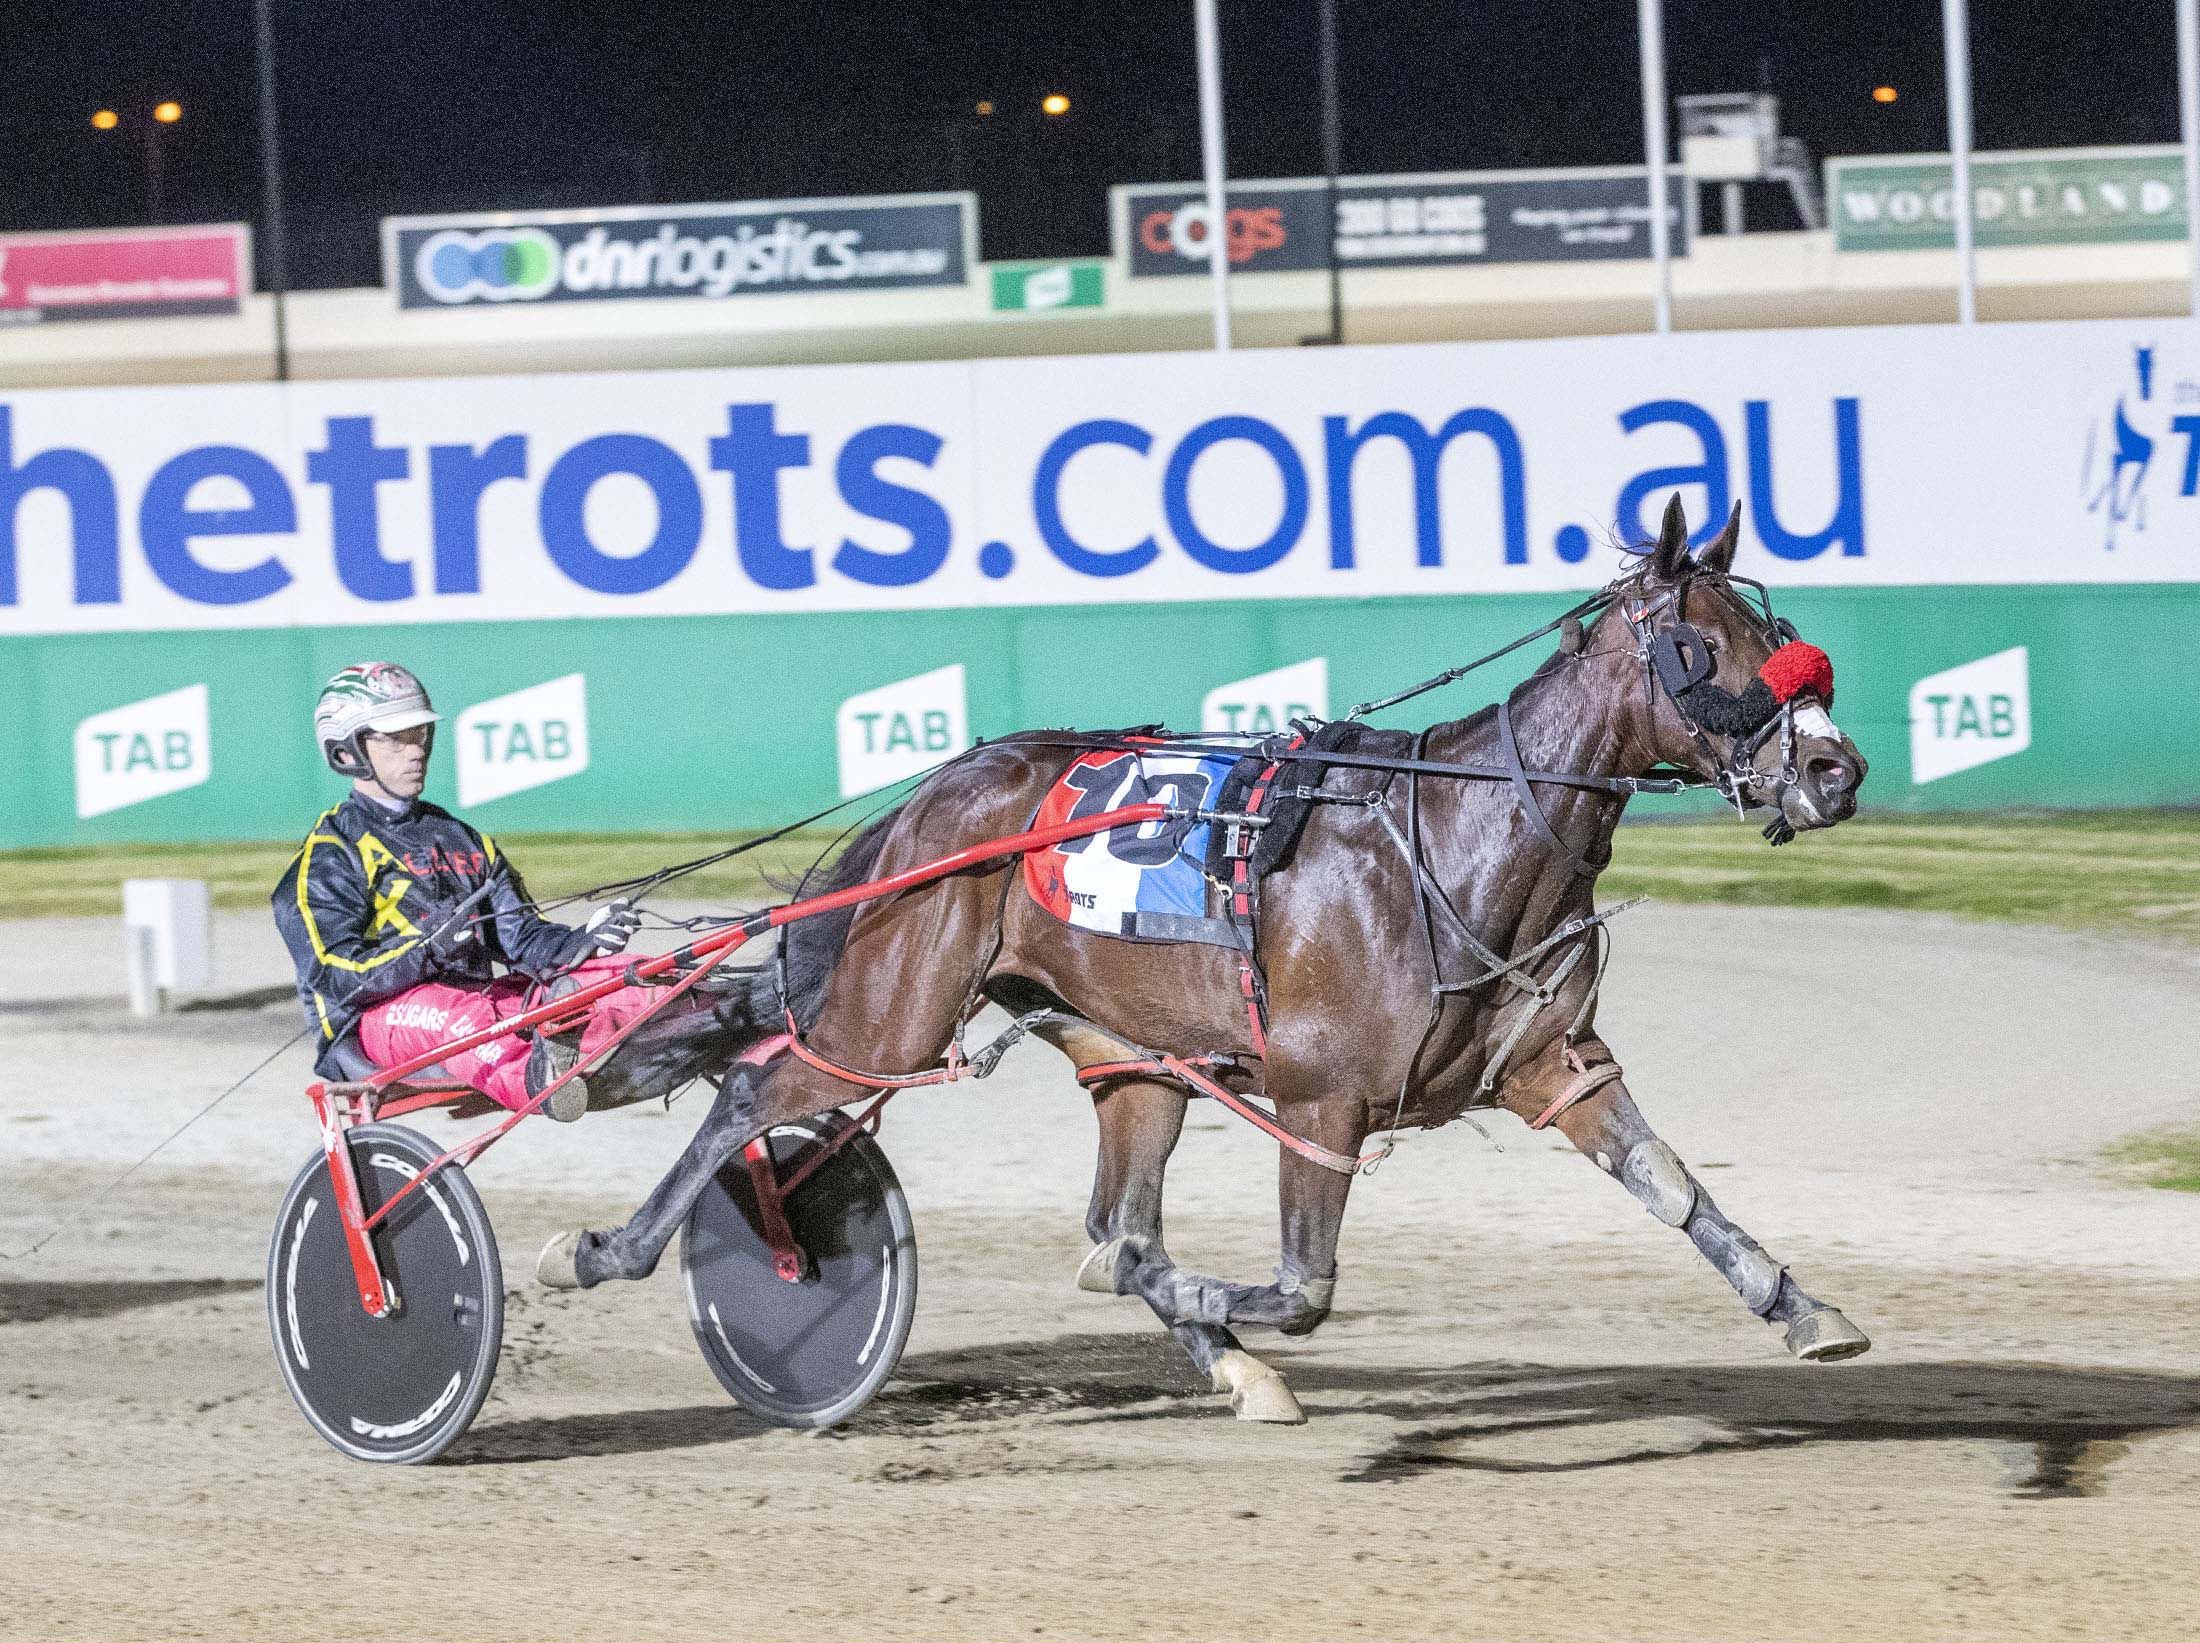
[0,1,2183,290]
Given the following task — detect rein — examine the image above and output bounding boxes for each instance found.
[1003,732,1699,799]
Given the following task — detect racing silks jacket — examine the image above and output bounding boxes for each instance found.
[271,790,587,1076]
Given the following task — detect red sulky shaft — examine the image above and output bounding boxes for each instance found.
[362,800,1171,1088]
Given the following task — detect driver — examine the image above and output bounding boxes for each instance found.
[272,662,652,1121]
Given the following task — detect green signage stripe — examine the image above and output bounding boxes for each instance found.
[4,583,2191,849]
[989,261,1106,312]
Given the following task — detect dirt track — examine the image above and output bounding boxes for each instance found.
[4,902,2199,1642]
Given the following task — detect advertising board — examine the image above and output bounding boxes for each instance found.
[3,318,2195,843]
[1828,147,2186,251]
[383,193,975,309]
[1113,168,1688,278]
[0,225,250,324]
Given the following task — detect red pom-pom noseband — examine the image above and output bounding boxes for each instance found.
[1759,642,1833,706]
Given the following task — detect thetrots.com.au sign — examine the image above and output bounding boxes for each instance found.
[385,193,976,310]
[10,318,2200,844]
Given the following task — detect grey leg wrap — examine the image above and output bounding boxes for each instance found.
[1125,1239,1235,1326]
[1618,1140,1786,1316]
[1167,1272,1237,1327]
[1275,1256,1337,1313]
[1619,1139,1696,1227]
[1689,1218,1788,1317]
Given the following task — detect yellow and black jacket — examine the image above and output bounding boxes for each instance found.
[271,791,586,1074]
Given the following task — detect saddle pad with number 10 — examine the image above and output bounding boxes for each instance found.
[1022,748,1244,948]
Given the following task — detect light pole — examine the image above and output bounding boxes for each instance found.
[1316,0,1343,345]
[149,102,182,223]
[1193,0,1231,350]
[253,0,293,381]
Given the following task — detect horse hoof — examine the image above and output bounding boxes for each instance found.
[1075,1237,1126,1294]
[535,1230,585,1291]
[1785,1306,1871,1363]
[1210,1349,1306,1424]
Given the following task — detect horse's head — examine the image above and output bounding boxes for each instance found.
[1611,494,1867,836]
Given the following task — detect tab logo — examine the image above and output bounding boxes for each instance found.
[74,684,211,819]
[1201,657,1329,736]
[456,673,590,806]
[1909,647,2030,783]
[837,663,969,797]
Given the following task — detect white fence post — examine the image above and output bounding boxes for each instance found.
[122,878,212,1016]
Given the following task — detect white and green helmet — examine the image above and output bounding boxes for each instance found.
[314,662,440,776]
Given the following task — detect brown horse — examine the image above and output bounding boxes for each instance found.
[543,495,1873,1422]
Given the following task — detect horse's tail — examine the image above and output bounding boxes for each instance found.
[770,804,905,1029]
[584,808,906,1107]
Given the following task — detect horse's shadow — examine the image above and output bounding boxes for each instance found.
[1081,1349,2200,1498]
[450,1402,764,1464]
[446,1331,2200,1497]
[443,1331,1202,1464]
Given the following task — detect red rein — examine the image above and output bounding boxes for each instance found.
[1760,641,1834,706]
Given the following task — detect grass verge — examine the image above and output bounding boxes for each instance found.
[1600,807,2200,943]
[0,830,834,922]
[5,808,2200,940]
[2102,1127,2200,1194]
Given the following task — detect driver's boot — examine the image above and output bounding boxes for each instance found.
[523,978,589,1123]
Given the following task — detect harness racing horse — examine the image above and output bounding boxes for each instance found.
[544,496,1874,1423]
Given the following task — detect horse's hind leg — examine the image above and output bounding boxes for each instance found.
[1544,1074,1871,1361]
[1075,1075,1255,1398]
[540,1053,857,1287]
[1087,1086,1364,1423]
[546,867,1004,1288]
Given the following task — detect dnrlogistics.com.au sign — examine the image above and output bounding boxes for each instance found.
[0,319,2193,641]
[383,193,975,309]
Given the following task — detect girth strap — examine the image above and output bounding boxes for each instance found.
[1497,701,1598,879]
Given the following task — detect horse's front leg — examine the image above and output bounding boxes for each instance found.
[1538,1066,1870,1361]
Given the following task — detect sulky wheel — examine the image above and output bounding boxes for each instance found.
[681,1110,918,1430]
[266,1122,502,1465]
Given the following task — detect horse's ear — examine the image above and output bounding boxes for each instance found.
[1652,492,1690,579]
[1698,499,1742,574]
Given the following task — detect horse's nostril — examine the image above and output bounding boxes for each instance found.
[1809,759,1853,794]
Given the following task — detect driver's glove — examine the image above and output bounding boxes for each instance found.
[577,900,643,956]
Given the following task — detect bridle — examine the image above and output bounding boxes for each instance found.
[1608,562,1832,842]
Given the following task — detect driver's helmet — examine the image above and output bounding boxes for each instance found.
[314,662,440,777]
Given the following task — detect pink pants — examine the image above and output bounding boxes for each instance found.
[355,958,665,1113]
